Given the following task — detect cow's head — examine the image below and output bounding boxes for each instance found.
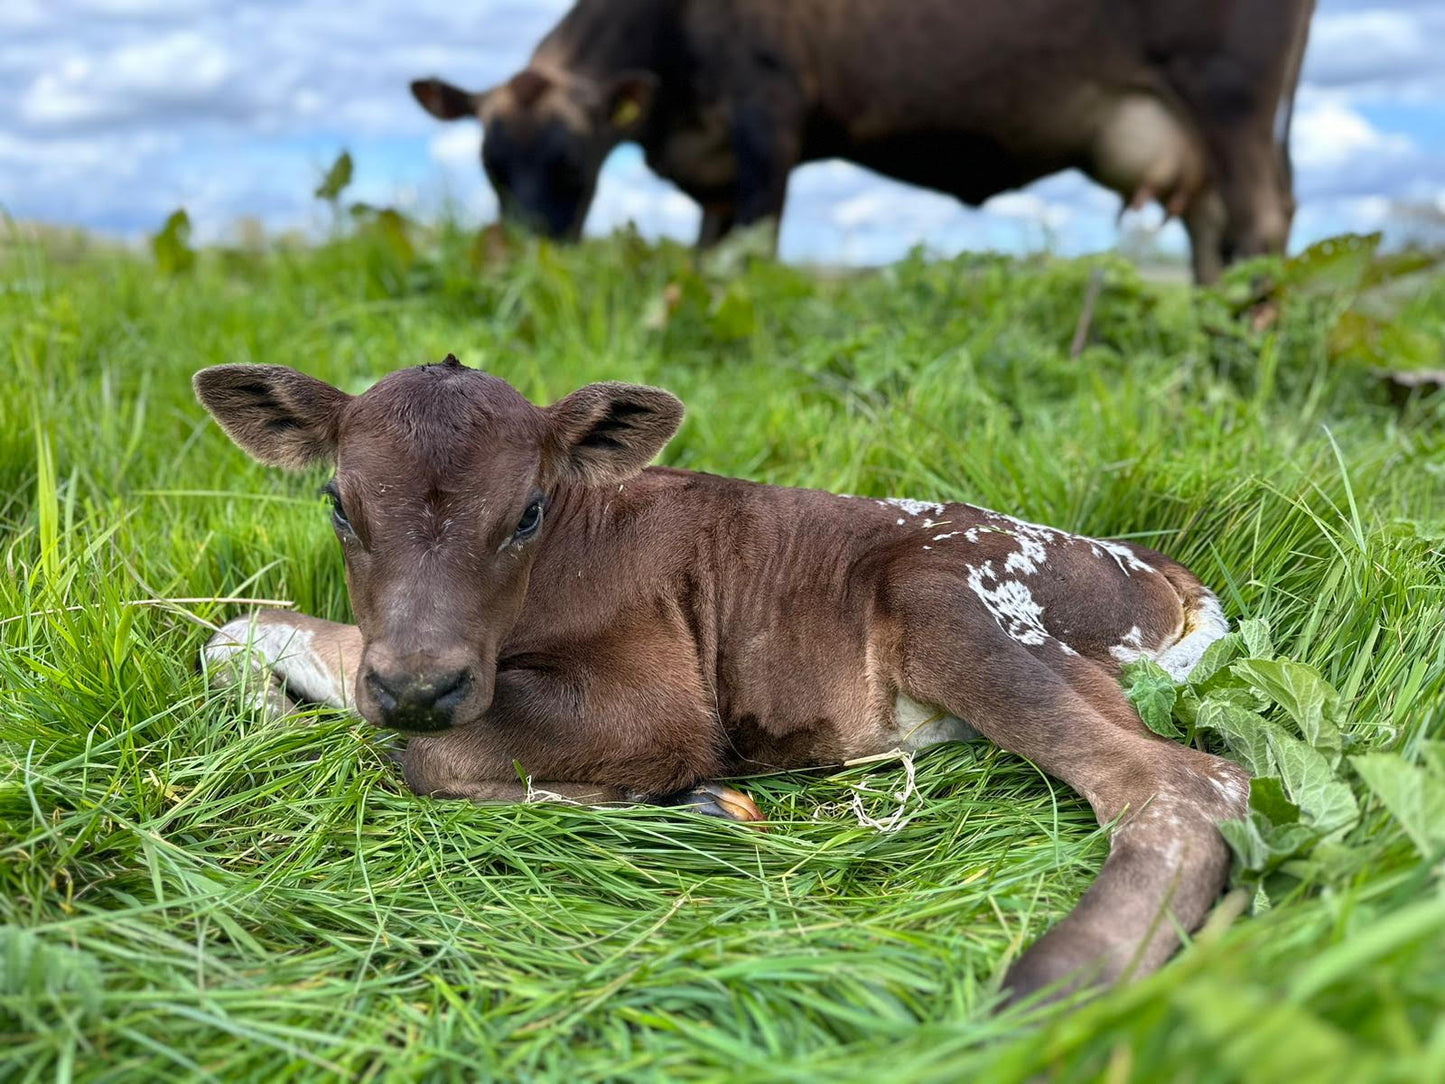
[194,356,683,731]
[411,66,656,241]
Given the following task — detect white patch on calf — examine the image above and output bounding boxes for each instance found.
[1090,538,1156,576]
[891,694,979,750]
[966,562,1047,645]
[965,561,1076,654]
[1109,625,1147,664]
[879,497,946,518]
[1203,768,1249,815]
[974,506,1159,579]
[204,617,347,710]
[1003,532,1050,576]
[1154,593,1230,682]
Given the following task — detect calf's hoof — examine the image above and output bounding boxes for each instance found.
[663,782,765,825]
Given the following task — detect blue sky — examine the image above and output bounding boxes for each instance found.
[2,0,1443,263]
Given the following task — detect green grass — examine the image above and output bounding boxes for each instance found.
[2,223,1443,1082]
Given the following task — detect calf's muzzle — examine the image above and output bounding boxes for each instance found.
[365,667,471,730]
[359,642,490,731]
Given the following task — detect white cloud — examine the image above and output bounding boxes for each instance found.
[1303,9,1445,96]
[428,125,480,169]
[21,32,234,128]
[982,192,1073,231]
[1292,99,1413,170]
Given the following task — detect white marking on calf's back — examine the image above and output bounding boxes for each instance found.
[1109,625,1147,665]
[965,560,1078,655]
[879,497,945,518]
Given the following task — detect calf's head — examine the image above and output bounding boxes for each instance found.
[411,66,656,240]
[194,356,683,731]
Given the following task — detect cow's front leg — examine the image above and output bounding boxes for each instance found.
[697,202,736,247]
[730,98,799,228]
[202,610,361,716]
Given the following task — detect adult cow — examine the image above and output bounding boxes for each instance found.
[411,0,1314,282]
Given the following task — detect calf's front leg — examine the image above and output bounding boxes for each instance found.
[400,736,763,822]
[200,611,762,822]
[202,610,360,715]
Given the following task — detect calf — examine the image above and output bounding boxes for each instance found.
[411,0,1314,282]
[194,355,1249,1003]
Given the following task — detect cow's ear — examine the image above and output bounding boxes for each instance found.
[604,71,658,134]
[544,382,683,487]
[411,77,489,121]
[193,365,351,470]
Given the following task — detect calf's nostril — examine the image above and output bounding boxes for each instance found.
[365,669,399,712]
[431,669,471,711]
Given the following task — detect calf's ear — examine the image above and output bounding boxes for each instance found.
[544,382,684,487]
[411,77,490,121]
[193,365,351,469]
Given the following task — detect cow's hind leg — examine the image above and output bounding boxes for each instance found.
[898,609,1248,1004]
[202,610,361,716]
[1184,187,1229,286]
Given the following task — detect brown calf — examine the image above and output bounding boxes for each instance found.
[411,0,1315,282]
[195,356,1248,1003]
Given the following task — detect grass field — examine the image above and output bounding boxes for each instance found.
[2,220,1444,1082]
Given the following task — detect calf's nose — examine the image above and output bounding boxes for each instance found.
[365,667,471,730]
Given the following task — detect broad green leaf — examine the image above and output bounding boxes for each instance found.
[1219,815,1273,872]
[1170,975,1384,1084]
[1351,753,1445,859]
[1239,617,1274,660]
[1249,776,1300,826]
[1187,630,1244,686]
[1232,658,1344,761]
[1220,812,1318,877]
[1266,730,1358,836]
[1174,684,1201,727]
[1195,699,1276,776]
[1262,820,1320,859]
[1284,231,1381,298]
[1288,839,1372,885]
[315,149,354,202]
[151,209,195,276]
[1124,659,1179,738]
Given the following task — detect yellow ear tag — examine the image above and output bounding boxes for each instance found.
[612,98,642,128]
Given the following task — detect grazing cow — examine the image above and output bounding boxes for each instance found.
[194,355,1249,1004]
[411,0,1314,282]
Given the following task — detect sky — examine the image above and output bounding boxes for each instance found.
[2,0,1443,264]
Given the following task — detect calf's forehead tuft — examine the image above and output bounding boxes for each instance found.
[340,363,544,467]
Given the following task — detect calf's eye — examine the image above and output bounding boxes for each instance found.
[322,482,354,537]
[513,500,543,541]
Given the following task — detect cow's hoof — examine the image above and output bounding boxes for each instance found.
[666,782,765,825]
